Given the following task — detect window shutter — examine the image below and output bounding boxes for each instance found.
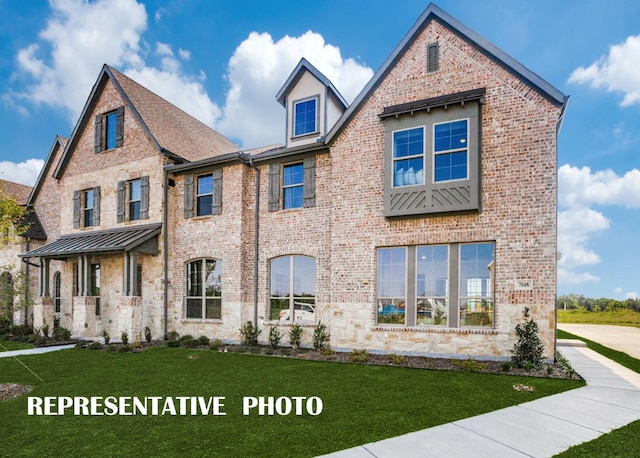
[93,186,101,226]
[73,190,80,228]
[94,115,102,153]
[303,156,316,208]
[140,176,149,219]
[117,181,126,223]
[268,163,280,212]
[184,174,194,218]
[115,106,125,147]
[212,169,223,215]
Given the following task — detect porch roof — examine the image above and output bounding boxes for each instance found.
[21,223,162,259]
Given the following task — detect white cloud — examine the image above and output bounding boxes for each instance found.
[216,30,373,148]
[569,35,640,106]
[625,292,639,300]
[0,159,45,186]
[559,164,640,209]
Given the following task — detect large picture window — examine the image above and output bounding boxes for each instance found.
[376,242,494,328]
[270,255,316,323]
[186,259,222,320]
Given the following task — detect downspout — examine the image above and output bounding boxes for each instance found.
[24,240,30,325]
[163,169,169,339]
[242,155,260,327]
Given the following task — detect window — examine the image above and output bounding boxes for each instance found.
[434,120,468,182]
[270,255,316,323]
[118,177,148,222]
[53,272,61,313]
[382,89,483,217]
[459,243,494,327]
[376,242,494,328]
[294,98,317,137]
[90,263,100,316]
[186,259,222,319]
[196,174,213,216]
[74,187,100,228]
[283,163,304,209]
[268,157,315,211]
[393,127,425,187]
[183,170,222,218]
[94,107,124,152]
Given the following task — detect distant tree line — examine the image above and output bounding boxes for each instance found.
[557,294,640,313]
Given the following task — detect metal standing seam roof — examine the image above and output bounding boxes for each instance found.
[21,223,162,259]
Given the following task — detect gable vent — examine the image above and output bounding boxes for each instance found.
[427,42,439,73]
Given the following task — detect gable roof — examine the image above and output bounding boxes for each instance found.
[325,2,568,144]
[276,58,348,109]
[53,64,238,178]
[27,135,67,206]
[0,179,47,241]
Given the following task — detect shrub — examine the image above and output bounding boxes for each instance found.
[312,321,330,350]
[268,326,282,349]
[102,330,110,345]
[120,331,129,346]
[209,339,224,351]
[41,324,50,338]
[511,307,544,369]
[387,353,404,365]
[166,331,179,342]
[144,326,152,343]
[350,349,369,363]
[196,335,210,346]
[179,334,196,348]
[240,321,261,346]
[288,323,302,349]
[452,357,487,373]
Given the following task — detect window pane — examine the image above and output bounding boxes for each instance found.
[129,201,141,221]
[416,245,448,326]
[393,127,423,158]
[283,164,304,186]
[434,120,467,152]
[270,298,289,321]
[205,259,222,297]
[283,186,303,209]
[294,99,316,136]
[187,260,202,297]
[394,157,424,187]
[205,298,221,319]
[186,298,202,318]
[459,243,495,327]
[377,298,406,324]
[129,179,141,201]
[197,195,213,216]
[197,175,213,195]
[84,189,94,209]
[377,248,406,297]
[270,257,290,297]
[293,256,316,297]
[293,298,315,322]
[434,151,467,182]
[106,112,117,150]
[90,264,100,296]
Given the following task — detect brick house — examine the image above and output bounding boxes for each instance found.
[22,4,567,359]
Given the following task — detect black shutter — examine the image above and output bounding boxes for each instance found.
[212,169,222,215]
[73,190,80,228]
[268,163,280,212]
[303,156,316,208]
[93,186,101,226]
[115,106,124,147]
[117,181,126,223]
[184,174,194,218]
[140,176,149,219]
[94,115,102,153]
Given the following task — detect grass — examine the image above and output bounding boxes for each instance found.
[0,340,34,352]
[555,329,640,457]
[0,347,583,457]
[557,309,640,327]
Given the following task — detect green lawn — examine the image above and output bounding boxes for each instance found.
[558,309,640,327]
[1,347,583,457]
[0,340,34,352]
[555,329,640,457]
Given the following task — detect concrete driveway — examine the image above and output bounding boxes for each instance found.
[558,323,640,359]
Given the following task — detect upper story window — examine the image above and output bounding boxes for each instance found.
[393,127,425,187]
[293,97,318,137]
[270,255,316,323]
[434,119,468,182]
[268,157,315,211]
[381,88,484,217]
[376,242,494,328]
[185,258,222,320]
[183,169,222,218]
[117,177,149,222]
[196,174,213,216]
[73,187,100,228]
[94,106,124,153]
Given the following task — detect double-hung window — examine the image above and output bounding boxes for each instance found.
[196,174,213,216]
[83,189,94,227]
[434,119,468,182]
[129,179,141,221]
[186,259,222,319]
[270,255,316,323]
[268,157,315,211]
[183,170,222,218]
[94,106,124,152]
[117,177,149,222]
[294,98,317,137]
[376,242,494,328]
[283,163,304,209]
[393,127,425,187]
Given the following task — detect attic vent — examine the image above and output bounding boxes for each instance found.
[427,42,439,73]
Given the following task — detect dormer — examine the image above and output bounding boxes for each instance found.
[276,58,348,148]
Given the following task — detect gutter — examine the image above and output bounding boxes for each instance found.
[240,153,261,327]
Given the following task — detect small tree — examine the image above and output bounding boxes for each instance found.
[0,188,27,246]
[511,307,544,369]
[0,266,31,322]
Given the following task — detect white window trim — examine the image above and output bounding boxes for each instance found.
[432,117,470,184]
[292,95,320,138]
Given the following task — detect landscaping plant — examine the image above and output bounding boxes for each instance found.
[511,307,544,369]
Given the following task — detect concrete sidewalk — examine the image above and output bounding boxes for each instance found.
[320,343,640,457]
[0,344,76,358]
[558,323,640,359]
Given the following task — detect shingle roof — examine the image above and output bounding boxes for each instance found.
[0,179,32,206]
[107,66,239,162]
[21,223,162,259]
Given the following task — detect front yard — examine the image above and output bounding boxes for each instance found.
[0,346,583,457]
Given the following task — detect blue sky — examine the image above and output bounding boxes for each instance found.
[1,0,639,300]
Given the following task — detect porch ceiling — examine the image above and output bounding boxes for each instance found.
[21,223,162,259]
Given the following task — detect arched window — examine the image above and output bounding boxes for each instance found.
[53,272,62,313]
[270,255,316,323]
[186,259,222,319]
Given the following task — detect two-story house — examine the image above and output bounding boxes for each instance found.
[23,3,566,360]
